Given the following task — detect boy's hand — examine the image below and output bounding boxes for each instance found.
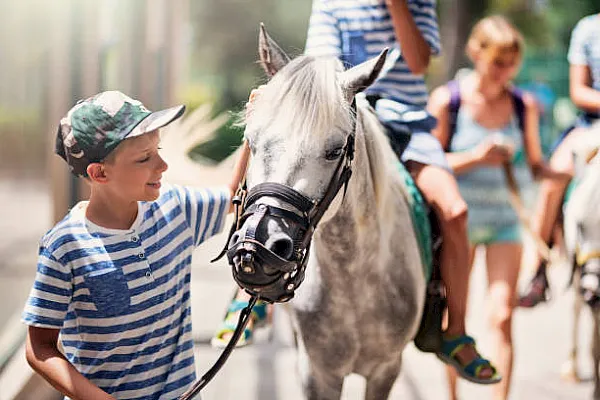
[245,85,266,120]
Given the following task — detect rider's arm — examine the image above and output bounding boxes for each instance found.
[386,0,438,74]
[428,86,483,174]
[570,64,600,114]
[26,326,115,400]
[521,92,571,181]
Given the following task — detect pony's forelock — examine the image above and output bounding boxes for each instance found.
[247,56,355,141]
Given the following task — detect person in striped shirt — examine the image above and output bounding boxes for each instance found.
[22,90,250,400]
[304,0,499,384]
[519,13,600,308]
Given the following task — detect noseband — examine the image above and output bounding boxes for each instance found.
[215,100,357,303]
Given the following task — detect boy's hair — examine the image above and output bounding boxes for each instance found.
[466,15,524,63]
[55,91,185,177]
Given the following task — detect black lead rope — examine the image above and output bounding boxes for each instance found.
[178,295,258,400]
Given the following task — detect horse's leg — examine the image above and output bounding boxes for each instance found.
[562,271,582,382]
[593,310,600,399]
[364,358,402,400]
[296,333,344,400]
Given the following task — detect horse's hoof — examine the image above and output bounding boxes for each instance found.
[559,360,581,383]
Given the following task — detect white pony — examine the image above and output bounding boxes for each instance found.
[561,122,600,399]
[226,26,426,399]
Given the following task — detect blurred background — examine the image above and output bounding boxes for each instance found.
[1,0,599,399]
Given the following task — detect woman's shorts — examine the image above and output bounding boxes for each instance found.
[468,224,522,245]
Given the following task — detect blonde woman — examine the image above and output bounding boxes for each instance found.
[428,16,562,400]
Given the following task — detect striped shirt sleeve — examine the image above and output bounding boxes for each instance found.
[175,185,230,247]
[305,0,342,57]
[22,245,73,329]
[568,16,591,66]
[409,0,441,56]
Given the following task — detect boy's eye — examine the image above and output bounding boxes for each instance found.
[137,156,150,163]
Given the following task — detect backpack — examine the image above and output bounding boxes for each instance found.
[444,80,526,152]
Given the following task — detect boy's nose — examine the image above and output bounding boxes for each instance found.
[157,155,168,172]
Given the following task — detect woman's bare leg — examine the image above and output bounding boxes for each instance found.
[487,242,522,400]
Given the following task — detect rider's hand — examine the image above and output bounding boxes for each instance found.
[474,140,513,166]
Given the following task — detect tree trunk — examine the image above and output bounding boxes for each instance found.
[438,0,488,82]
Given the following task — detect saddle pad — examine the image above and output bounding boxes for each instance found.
[396,162,432,281]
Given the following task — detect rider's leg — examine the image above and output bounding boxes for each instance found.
[408,161,494,380]
[486,240,522,400]
[519,129,583,307]
[446,246,477,400]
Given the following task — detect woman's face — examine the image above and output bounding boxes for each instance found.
[475,49,520,86]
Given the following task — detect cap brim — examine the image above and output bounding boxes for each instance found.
[127,104,186,138]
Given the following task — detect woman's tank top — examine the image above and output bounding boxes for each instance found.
[450,106,534,231]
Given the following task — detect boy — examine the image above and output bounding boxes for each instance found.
[22,90,250,399]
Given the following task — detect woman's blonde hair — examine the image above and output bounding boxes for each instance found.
[466,15,524,63]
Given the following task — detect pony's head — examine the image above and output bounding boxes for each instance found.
[225,24,387,302]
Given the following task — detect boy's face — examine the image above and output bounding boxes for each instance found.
[101,131,168,202]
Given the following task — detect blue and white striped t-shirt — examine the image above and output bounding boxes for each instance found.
[22,184,230,400]
[568,14,600,92]
[305,0,441,107]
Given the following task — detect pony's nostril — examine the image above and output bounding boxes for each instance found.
[266,235,294,259]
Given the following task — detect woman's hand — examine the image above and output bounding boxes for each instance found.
[474,140,513,166]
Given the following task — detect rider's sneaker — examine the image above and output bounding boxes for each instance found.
[518,266,550,308]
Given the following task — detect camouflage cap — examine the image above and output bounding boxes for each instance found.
[55,90,185,177]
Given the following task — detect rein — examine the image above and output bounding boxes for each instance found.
[177,296,258,400]
[502,162,555,263]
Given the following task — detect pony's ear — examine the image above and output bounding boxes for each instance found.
[339,48,389,102]
[258,23,290,77]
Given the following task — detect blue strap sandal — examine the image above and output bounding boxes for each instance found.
[437,334,502,385]
[210,299,268,349]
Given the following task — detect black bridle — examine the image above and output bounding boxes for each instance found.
[178,100,357,399]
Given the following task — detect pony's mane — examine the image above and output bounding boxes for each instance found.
[248,56,354,140]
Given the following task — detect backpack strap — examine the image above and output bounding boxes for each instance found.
[446,80,461,152]
[509,86,536,173]
[509,86,526,133]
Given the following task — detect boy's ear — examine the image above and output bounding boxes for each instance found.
[87,163,108,182]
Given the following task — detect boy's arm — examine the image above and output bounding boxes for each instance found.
[227,140,251,213]
[26,327,115,400]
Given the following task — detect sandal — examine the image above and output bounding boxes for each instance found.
[210,299,268,348]
[437,334,502,385]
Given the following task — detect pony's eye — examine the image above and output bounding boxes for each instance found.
[325,147,344,161]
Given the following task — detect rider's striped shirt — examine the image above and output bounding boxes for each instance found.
[305,0,441,107]
[22,184,229,400]
[568,14,600,93]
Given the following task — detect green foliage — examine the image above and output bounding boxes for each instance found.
[189,116,244,163]
[187,0,312,161]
